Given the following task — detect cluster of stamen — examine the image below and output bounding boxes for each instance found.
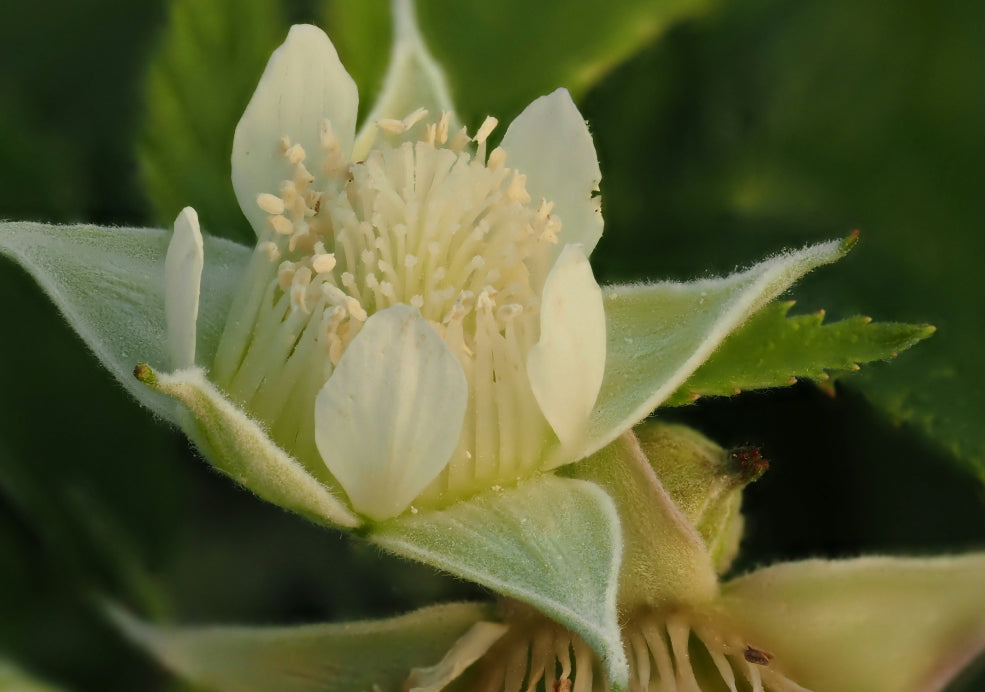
[462,607,808,692]
[212,108,564,502]
[468,614,604,692]
[623,609,808,692]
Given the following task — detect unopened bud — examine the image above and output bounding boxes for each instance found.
[636,423,767,573]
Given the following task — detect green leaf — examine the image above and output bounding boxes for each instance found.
[0,660,70,692]
[370,475,629,688]
[664,300,935,405]
[326,0,717,126]
[574,239,847,464]
[110,602,494,692]
[0,222,250,419]
[139,0,286,241]
[585,0,985,476]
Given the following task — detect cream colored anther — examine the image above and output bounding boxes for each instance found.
[257,193,285,215]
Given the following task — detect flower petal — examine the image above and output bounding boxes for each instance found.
[109,602,495,692]
[351,0,458,161]
[164,207,204,369]
[571,238,849,464]
[136,364,359,528]
[314,304,467,522]
[526,244,606,454]
[371,475,629,689]
[0,222,249,421]
[567,431,719,609]
[232,24,358,237]
[500,88,603,264]
[720,554,985,692]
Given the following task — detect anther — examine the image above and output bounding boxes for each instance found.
[487,147,507,170]
[436,112,451,144]
[285,143,306,165]
[378,118,405,134]
[312,253,337,274]
[269,214,294,236]
[506,172,531,203]
[474,116,499,145]
[277,261,296,292]
[257,193,285,215]
[345,296,368,322]
[259,241,280,262]
[402,107,428,130]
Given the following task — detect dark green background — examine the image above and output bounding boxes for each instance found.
[1,0,983,689]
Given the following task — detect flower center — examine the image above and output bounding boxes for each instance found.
[464,606,808,692]
[212,110,562,501]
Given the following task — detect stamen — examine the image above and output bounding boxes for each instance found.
[257,193,285,215]
[214,107,566,503]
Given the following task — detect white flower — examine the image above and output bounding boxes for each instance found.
[0,4,850,675]
[159,20,608,522]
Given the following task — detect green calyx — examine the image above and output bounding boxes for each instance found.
[637,423,766,573]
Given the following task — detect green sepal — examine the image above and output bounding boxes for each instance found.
[134,364,360,529]
[0,222,249,421]
[720,554,985,692]
[350,0,458,161]
[370,475,629,688]
[572,239,847,465]
[665,300,935,405]
[109,602,495,692]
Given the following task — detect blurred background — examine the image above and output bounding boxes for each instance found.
[1,0,984,688]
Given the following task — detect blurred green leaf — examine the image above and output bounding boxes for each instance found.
[326,0,718,126]
[666,301,935,406]
[586,0,985,476]
[139,0,287,241]
[0,659,70,691]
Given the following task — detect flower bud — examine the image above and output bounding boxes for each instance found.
[636,422,767,573]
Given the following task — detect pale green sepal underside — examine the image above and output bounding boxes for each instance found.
[577,239,847,462]
[109,601,494,692]
[564,432,718,610]
[370,475,629,689]
[351,0,457,161]
[0,222,249,421]
[135,365,360,529]
[721,554,985,692]
[665,300,936,405]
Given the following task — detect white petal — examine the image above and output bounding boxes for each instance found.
[315,304,467,522]
[351,0,458,161]
[232,24,358,237]
[164,207,204,370]
[500,89,603,265]
[526,245,606,453]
